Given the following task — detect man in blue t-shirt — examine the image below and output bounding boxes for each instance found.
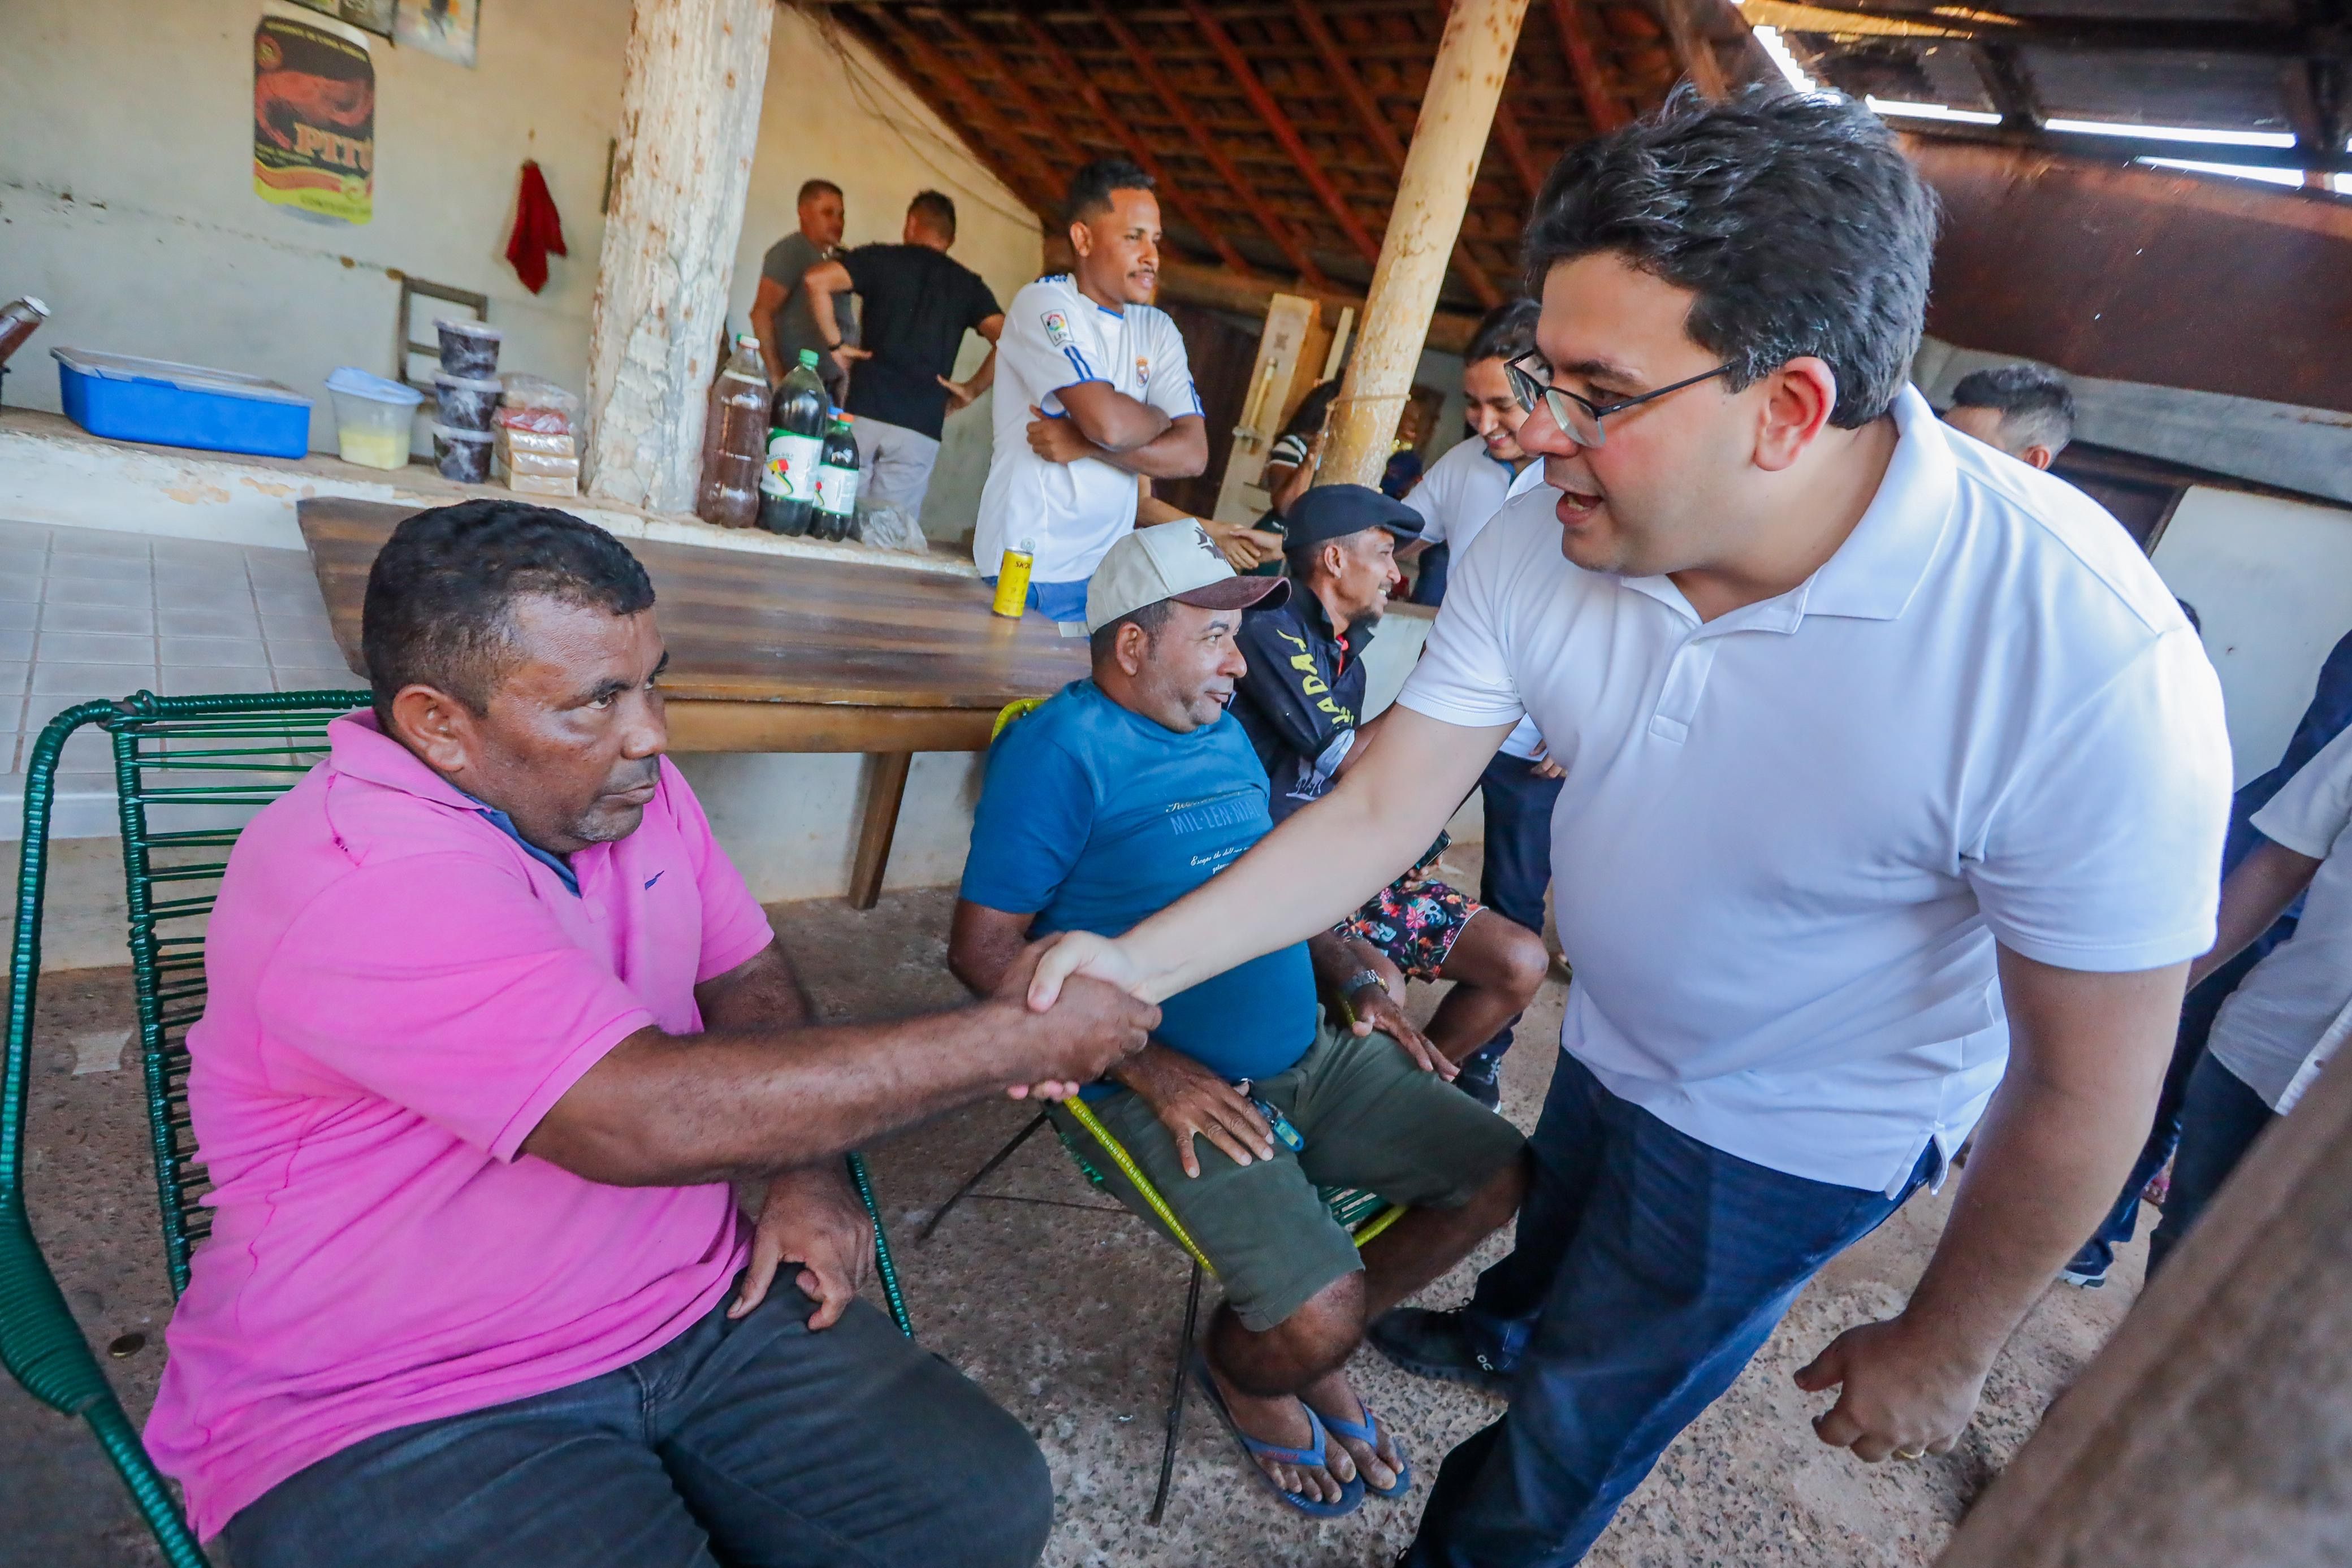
[951,522,1527,1522]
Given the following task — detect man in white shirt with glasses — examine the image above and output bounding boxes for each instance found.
[1024,91,2229,1566]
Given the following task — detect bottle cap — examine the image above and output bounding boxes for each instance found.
[799,348,820,368]
[738,333,760,348]
[15,298,49,318]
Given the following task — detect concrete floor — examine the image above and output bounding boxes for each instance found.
[5,871,2146,1566]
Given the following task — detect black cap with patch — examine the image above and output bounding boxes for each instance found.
[1283,483,1423,550]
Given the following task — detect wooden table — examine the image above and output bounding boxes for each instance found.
[297,498,1087,907]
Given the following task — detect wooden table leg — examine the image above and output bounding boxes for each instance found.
[849,751,914,911]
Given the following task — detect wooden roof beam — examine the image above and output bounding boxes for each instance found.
[1012,18,1257,275]
[1492,100,1547,202]
[1181,0,1389,266]
[1288,0,1503,306]
[1087,1,1332,288]
[1733,2,2318,58]
[1970,40,2046,133]
[1545,0,1629,131]
[1651,0,1731,100]
[940,10,1257,276]
[846,5,1062,220]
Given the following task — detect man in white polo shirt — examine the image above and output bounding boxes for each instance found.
[974,158,1207,624]
[1024,92,2229,1566]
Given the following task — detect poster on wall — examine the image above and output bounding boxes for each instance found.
[253,11,376,226]
[396,0,481,68]
[288,0,395,37]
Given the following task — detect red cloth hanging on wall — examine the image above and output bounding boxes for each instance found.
[504,159,567,294]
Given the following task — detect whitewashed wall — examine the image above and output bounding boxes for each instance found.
[2153,486,2352,789]
[0,0,1039,539]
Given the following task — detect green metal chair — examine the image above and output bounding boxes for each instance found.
[2,690,910,1566]
[917,699,1403,1523]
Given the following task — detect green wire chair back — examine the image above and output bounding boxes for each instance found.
[3,689,353,1567]
[111,691,375,1295]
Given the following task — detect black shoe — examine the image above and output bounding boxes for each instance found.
[1368,1307,1511,1397]
[1454,1056,1503,1110]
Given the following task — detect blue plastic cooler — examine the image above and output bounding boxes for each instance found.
[53,346,313,459]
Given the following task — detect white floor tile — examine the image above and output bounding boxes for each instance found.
[33,662,158,695]
[40,601,154,634]
[34,631,158,666]
[162,635,269,666]
[159,607,262,638]
[42,573,153,608]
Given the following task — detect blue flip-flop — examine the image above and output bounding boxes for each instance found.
[1315,1403,1412,1498]
[1190,1352,1366,1519]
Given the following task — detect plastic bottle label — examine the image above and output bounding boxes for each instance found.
[763,431,824,499]
[814,462,859,517]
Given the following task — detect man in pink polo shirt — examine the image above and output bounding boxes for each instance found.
[144,499,1156,1567]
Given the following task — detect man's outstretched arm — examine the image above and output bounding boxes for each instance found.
[523,944,1156,1187]
[1029,705,1513,1008]
[1796,947,2189,1460]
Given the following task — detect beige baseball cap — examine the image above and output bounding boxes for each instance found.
[1083,519,1289,634]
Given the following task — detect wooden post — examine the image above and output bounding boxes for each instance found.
[1320,0,1534,490]
[582,0,775,514]
[1932,1040,2352,1566]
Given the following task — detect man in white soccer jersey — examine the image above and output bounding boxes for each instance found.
[974,159,1210,623]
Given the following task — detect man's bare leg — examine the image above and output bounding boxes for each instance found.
[1424,909,1550,1064]
[1206,1155,1528,1495]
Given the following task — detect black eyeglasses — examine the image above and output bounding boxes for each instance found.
[1504,353,1735,448]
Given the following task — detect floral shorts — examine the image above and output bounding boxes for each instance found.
[1337,874,1482,981]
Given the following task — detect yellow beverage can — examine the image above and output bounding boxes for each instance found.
[991,541,1036,618]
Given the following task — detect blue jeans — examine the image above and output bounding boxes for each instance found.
[223,1285,1052,1568]
[1469,752,1563,1068]
[982,573,1089,624]
[1404,1056,1934,1568]
[1413,540,1452,606]
[2073,941,2268,1275]
[2146,1052,2279,1275]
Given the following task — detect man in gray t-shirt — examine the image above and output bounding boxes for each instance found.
[750,178,858,398]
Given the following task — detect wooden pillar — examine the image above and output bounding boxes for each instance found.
[1932,1038,2352,1566]
[582,0,775,514]
[1318,0,1533,491]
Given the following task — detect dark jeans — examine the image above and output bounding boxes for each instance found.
[223,1285,1053,1568]
[1413,540,1451,607]
[1403,1056,1933,1568]
[2146,1052,2280,1275]
[2073,938,2273,1276]
[1467,751,1563,1069]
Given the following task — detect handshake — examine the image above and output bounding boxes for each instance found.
[985,934,1160,1101]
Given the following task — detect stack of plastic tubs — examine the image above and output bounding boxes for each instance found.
[429,318,502,483]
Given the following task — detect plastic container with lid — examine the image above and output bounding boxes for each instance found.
[55,347,313,459]
[431,370,503,432]
[325,366,425,470]
[435,317,503,378]
[433,422,494,483]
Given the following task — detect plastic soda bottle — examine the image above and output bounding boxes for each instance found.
[695,335,769,530]
[759,348,830,536]
[812,415,861,541]
[991,537,1036,618]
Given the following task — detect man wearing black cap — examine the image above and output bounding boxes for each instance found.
[1231,486,1550,1109]
[950,521,1527,1521]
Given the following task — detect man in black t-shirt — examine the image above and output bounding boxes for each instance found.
[804,191,1005,523]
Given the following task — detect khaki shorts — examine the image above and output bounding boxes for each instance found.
[1050,1011,1525,1331]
